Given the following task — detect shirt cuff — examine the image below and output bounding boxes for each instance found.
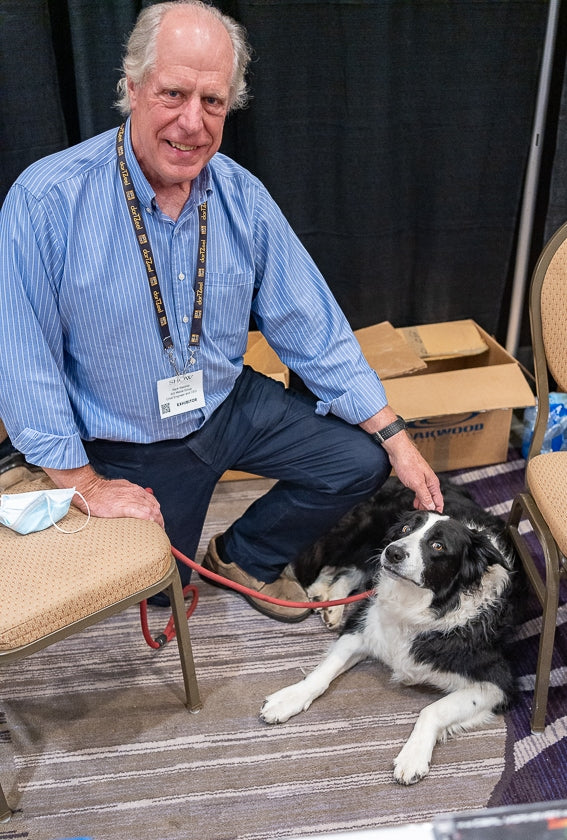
[314,373,388,424]
[11,428,89,470]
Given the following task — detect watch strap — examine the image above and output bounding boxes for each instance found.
[371,415,407,445]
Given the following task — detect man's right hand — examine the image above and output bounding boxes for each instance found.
[42,464,164,527]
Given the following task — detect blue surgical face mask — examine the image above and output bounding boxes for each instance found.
[0,487,89,535]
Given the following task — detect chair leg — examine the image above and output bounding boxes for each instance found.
[531,544,561,732]
[0,780,12,823]
[167,572,202,713]
[507,493,560,733]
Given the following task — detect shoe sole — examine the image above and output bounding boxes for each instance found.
[198,563,312,624]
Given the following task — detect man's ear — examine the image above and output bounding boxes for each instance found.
[126,76,137,108]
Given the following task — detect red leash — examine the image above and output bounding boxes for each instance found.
[140,545,375,648]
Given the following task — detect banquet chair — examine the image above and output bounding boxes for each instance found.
[0,449,202,822]
[508,220,567,732]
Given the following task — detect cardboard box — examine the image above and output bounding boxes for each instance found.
[356,319,535,472]
[222,320,535,479]
[242,331,289,387]
[397,320,489,362]
[353,321,426,379]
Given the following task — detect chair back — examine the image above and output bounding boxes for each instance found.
[528,220,567,459]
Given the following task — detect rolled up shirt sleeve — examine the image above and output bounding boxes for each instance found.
[11,428,89,469]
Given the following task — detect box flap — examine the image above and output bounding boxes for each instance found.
[243,332,289,386]
[397,320,488,361]
[384,363,535,420]
[244,332,285,372]
[354,321,426,379]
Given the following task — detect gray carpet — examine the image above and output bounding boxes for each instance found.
[0,469,532,840]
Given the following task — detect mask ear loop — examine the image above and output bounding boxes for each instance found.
[48,490,91,534]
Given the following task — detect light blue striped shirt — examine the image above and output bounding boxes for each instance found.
[0,121,387,470]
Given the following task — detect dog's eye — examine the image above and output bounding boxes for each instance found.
[401,524,411,534]
[431,541,444,552]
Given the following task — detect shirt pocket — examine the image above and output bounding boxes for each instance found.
[203,271,255,357]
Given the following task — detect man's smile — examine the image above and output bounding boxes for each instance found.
[167,140,198,151]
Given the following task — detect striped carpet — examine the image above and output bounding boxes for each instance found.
[1,448,565,840]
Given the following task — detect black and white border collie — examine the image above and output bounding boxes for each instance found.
[260,477,523,785]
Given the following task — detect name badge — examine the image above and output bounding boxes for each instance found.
[157,370,205,419]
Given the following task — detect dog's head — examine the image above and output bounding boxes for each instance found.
[380,510,506,614]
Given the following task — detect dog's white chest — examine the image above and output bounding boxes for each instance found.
[363,604,412,667]
[362,587,435,684]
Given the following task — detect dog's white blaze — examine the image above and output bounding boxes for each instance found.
[382,512,449,586]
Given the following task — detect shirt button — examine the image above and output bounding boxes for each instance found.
[178,272,185,281]
[182,315,189,323]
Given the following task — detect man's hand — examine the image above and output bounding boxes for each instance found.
[360,407,444,513]
[381,433,444,512]
[43,464,165,527]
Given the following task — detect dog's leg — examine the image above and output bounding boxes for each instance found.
[307,566,366,630]
[393,682,505,785]
[305,565,336,604]
[260,633,367,724]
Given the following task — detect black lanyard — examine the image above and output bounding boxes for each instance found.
[116,123,207,373]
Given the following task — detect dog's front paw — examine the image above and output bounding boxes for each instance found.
[320,604,345,630]
[307,583,344,631]
[260,683,312,724]
[392,743,431,786]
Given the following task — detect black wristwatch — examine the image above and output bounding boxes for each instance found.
[371,415,407,445]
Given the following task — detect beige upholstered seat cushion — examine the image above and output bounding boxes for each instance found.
[0,474,173,650]
[527,451,567,559]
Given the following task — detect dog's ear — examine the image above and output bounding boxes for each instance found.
[461,529,504,584]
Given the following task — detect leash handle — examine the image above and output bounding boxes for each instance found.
[140,584,198,649]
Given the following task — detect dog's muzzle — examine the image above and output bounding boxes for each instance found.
[381,543,422,586]
[383,543,408,566]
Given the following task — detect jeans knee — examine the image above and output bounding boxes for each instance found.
[342,437,391,497]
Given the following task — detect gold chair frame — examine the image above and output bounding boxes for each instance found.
[0,465,201,822]
[508,220,567,732]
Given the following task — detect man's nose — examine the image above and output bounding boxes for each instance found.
[177,95,204,132]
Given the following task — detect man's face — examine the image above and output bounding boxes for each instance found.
[128,8,234,196]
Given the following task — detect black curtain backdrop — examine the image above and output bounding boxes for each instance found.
[1,0,567,347]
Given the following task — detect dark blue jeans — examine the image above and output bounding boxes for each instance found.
[84,366,390,586]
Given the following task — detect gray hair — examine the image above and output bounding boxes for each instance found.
[115,1,252,116]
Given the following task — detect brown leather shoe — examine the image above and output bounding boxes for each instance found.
[200,535,312,623]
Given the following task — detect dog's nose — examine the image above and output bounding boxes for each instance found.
[384,544,407,565]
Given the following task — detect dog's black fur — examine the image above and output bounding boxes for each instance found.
[296,474,524,667]
[261,476,524,784]
[295,476,513,592]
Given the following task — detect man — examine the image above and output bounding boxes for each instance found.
[0,1,442,622]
